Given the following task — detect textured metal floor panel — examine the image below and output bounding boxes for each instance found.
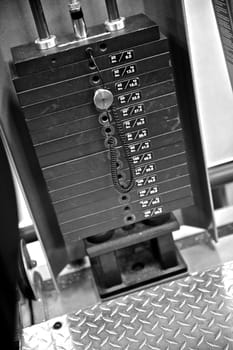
[22,261,233,349]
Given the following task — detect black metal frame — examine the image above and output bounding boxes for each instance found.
[0,51,68,281]
[20,160,233,244]
[209,161,233,187]
[143,0,217,240]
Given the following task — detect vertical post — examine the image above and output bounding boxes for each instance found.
[151,233,178,269]
[104,0,125,31]
[212,186,228,209]
[28,0,57,50]
[105,0,120,21]
[91,252,122,289]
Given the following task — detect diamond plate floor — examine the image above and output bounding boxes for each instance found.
[22,261,233,350]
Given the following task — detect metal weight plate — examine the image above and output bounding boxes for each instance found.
[49,163,189,202]
[62,196,194,241]
[44,141,186,189]
[13,37,169,92]
[33,111,181,158]
[55,175,191,221]
[18,54,172,106]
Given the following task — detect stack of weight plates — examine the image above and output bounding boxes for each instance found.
[11,14,193,260]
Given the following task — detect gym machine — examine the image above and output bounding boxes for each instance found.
[4,0,215,299]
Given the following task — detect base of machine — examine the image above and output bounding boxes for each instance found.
[92,241,187,299]
[88,214,187,299]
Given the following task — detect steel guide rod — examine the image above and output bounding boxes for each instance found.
[28,0,56,50]
[104,0,125,31]
[105,0,120,21]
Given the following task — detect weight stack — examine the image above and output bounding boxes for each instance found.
[10,14,194,261]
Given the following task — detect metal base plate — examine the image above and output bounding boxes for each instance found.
[22,261,233,349]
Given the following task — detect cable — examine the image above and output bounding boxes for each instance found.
[107,108,135,193]
[86,48,106,88]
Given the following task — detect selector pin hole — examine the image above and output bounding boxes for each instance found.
[89,61,96,70]
[124,206,131,211]
[99,43,107,52]
[126,215,134,223]
[105,137,117,148]
[119,194,130,205]
[104,126,114,136]
[116,160,123,170]
[102,115,108,122]
[99,112,110,125]
[92,75,101,84]
[117,171,126,181]
[105,127,111,133]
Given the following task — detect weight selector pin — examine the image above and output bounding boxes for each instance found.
[93,89,114,111]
